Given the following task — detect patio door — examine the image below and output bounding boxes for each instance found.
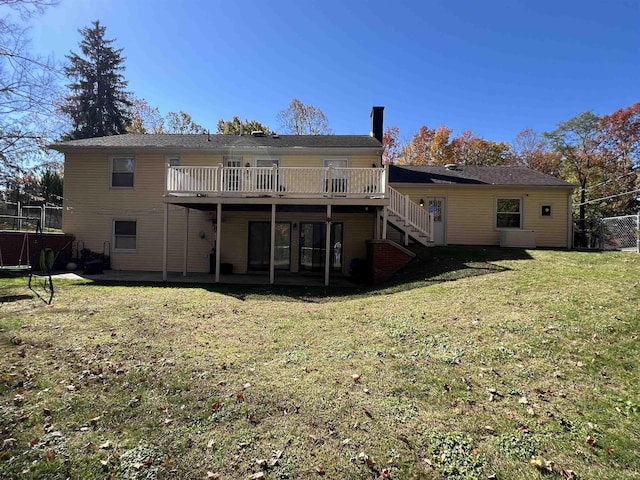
[224,156,242,192]
[248,222,291,271]
[323,159,348,193]
[299,222,343,272]
[427,197,446,245]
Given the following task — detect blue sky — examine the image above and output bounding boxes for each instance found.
[27,0,640,143]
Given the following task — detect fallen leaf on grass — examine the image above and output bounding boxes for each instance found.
[315,465,325,475]
[270,448,284,467]
[2,438,18,449]
[561,469,577,479]
[99,440,111,449]
[530,457,553,472]
[249,472,265,479]
[352,374,361,383]
[586,435,596,445]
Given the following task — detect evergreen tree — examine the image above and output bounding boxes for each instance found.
[61,20,131,139]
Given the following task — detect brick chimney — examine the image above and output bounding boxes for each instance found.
[370,106,384,143]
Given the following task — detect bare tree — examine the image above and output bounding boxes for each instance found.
[165,111,206,134]
[127,96,165,133]
[277,98,332,135]
[0,0,63,182]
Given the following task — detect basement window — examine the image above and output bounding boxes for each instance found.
[496,198,522,229]
[113,220,137,251]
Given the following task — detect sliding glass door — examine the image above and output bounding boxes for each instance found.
[299,222,343,272]
[248,222,291,271]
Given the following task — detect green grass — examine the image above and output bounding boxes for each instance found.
[1,247,639,479]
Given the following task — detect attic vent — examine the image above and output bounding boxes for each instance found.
[445,163,462,171]
[251,130,265,137]
[272,133,280,139]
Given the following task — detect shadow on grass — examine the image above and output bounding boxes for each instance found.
[72,246,534,302]
[0,294,33,303]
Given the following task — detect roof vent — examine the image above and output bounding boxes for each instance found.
[251,130,265,137]
[272,133,280,139]
[445,163,462,171]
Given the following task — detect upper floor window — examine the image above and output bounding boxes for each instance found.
[111,157,135,188]
[255,158,280,168]
[496,198,522,229]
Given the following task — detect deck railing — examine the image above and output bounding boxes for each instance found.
[388,186,434,240]
[167,165,386,198]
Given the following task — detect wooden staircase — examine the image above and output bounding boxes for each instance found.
[386,187,434,247]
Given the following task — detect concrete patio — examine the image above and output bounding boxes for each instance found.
[53,269,359,288]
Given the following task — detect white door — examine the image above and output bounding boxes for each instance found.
[427,197,446,245]
[224,156,242,191]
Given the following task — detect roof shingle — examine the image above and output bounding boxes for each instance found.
[389,164,573,187]
[50,133,383,151]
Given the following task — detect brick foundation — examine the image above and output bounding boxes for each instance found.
[367,239,415,284]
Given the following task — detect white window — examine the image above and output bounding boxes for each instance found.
[224,156,242,168]
[255,158,279,168]
[113,220,137,251]
[111,157,135,187]
[496,198,522,229]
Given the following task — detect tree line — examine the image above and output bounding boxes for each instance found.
[383,104,640,220]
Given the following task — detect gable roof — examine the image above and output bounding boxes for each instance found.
[49,133,383,153]
[389,164,574,187]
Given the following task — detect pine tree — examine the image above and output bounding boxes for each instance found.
[61,20,131,139]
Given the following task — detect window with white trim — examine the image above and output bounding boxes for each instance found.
[111,157,135,187]
[496,198,522,229]
[113,220,137,251]
[255,158,279,168]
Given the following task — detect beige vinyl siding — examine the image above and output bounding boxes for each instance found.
[64,151,185,270]
[63,148,376,272]
[392,185,571,248]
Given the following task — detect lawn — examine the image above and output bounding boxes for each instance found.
[1,247,639,479]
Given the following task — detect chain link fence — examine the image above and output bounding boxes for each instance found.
[575,214,639,252]
[0,201,63,231]
[602,214,640,252]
